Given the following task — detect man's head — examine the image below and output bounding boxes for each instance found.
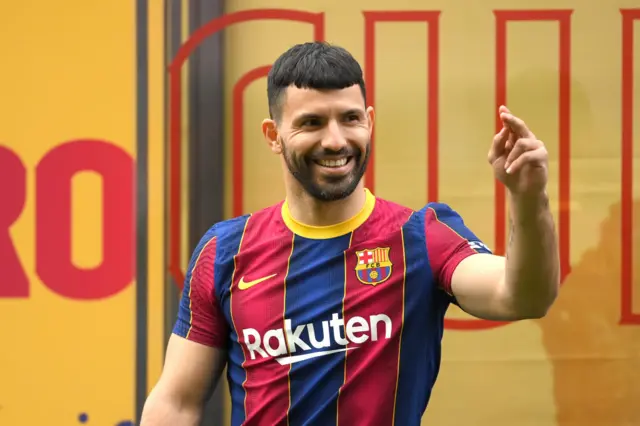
[262,42,375,202]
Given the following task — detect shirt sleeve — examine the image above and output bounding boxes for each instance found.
[423,202,493,296]
[172,230,229,348]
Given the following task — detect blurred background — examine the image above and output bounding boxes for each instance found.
[1,0,639,425]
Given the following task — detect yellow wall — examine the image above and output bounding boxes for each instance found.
[220,0,640,425]
[0,2,165,425]
[2,0,639,424]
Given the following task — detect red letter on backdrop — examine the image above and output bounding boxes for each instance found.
[35,140,134,300]
[167,9,324,287]
[445,10,573,330]
[363,11,440,202]
[620,9,640,325]
[0,146,29,297]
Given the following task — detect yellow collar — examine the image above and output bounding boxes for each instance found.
[281,189,376,239]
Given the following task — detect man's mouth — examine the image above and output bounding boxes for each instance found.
[313,157,351,168]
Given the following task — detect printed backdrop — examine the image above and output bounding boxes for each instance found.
[218,0,640,425]
[0,1,165,425]
[1,0,639,425]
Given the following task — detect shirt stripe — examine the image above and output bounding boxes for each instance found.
[186,236,217,340]
[337,220,406,425]
[336,231,354,424]
[225,215,251,426]
[286,233,352,425]
[393,209,449,426]
[284,232,296,426]
[231,209,294,425]
[391,228,408,423]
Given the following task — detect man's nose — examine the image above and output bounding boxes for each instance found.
[321,120,348,152]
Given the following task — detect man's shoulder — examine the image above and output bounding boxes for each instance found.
[372,197,461,225]
[373,196,415,223]
[207,201,285,244]
[210,213,251,236]
[369,199,468,239]
[417,201,456,215]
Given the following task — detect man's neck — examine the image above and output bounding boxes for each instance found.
[285,182,366,227]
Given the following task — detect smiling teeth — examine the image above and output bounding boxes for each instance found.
[318,158,348,167]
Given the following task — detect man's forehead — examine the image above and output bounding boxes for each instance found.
[281,85,365,117]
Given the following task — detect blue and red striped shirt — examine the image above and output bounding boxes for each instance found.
[173,189,491,425]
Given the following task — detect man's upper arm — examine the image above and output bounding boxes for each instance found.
[158,334,227,404]
[173,230,229,348]
[141,335,226,426]
[423,203,509,320]
[168,229,229,390]
[142,230,229,424]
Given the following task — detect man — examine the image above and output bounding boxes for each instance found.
[141,42,559,426]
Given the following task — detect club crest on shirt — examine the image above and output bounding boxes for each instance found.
[355,247,393,286]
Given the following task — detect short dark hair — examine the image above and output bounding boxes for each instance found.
[267,42,367,121]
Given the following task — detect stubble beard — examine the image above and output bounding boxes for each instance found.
[281,141,370,202]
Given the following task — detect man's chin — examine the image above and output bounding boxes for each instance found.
[309,181,360,202]
[291,165,365,202]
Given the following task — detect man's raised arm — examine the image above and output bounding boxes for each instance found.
[447,106,559,321]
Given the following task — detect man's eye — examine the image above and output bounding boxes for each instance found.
[347,115,360,122]
[302,118,321,127]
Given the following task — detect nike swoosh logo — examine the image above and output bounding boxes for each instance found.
[275,347,358,365]
[238,273,278,290]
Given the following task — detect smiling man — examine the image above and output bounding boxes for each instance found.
[140,41,560,426]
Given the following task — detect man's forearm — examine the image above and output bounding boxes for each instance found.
[140,390,202,426]
[504,191,560,318]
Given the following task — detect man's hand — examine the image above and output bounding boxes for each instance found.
[489,105,549,198]
[448,105,559,321]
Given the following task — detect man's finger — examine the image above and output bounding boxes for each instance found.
[500,113,535,139]
[504,138,543,170]
[506,147,547,174]
[506,127,518,150]
[497,106,518,149]
[498,105,511,115]
[488,126,509,163]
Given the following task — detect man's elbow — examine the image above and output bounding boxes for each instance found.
[515,303,552,320]
[512,285,558,320]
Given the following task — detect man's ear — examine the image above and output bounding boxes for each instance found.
[262,119,282,154]
[366,106,375,135]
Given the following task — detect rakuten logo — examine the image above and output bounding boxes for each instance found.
[242,313,392,365]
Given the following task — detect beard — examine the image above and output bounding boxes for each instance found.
[281,140,370,202]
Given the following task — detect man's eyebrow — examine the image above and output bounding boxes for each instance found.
[292,108,365,122]
[293,112,322,122]
[342,108,365,116]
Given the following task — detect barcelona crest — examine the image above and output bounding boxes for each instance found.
[355,247,393,286]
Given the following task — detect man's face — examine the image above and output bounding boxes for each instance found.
[268,85,374,202]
